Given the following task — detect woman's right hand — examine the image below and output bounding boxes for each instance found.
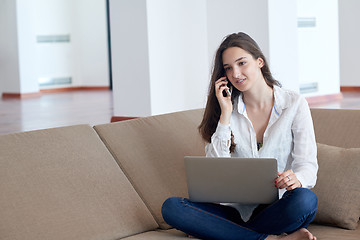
[215,77,233,125]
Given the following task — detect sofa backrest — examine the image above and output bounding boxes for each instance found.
[94,109,205,229]
[95,107,360,230]
[0,125,158,240]
[310,108,360,148]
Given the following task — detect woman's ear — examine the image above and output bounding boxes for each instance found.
[257,58,265,68]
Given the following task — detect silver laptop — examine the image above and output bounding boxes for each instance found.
[184,156,279,204]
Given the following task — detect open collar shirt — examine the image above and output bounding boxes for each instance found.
[205,85,318,221]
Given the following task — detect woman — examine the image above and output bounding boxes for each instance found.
[161,32,318,240]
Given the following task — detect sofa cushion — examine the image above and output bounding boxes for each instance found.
[122,229,190,239]
[0,125,158,240]
[121,223,360,240]
[311,109,360,148]
[312,143,360,230]
[308,223,360,240]
[94,109,205,229]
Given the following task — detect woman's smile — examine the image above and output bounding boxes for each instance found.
[235,78,246,84]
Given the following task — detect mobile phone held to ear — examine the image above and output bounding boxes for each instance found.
[222,79,231,97]
[222,88,231,97]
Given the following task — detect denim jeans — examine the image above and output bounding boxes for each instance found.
[161,188,318,240]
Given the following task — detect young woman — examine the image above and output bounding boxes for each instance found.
[161,32,318,240]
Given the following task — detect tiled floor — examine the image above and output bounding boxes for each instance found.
[0,90,113,135]
[310,92,360,109]
[0,90,359,135]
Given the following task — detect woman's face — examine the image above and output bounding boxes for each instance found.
[222,47,264,92]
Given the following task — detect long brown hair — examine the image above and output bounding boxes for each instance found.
[198,32,281,152]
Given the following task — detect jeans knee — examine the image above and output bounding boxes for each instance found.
[292,188,318,213]
[162,197,183,211]
[161,197,183,224]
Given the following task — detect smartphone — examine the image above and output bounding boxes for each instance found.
[222,78,232,97]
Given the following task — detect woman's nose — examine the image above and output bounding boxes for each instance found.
[232,68,241,78]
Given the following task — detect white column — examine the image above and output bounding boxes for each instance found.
[0,0,21,95]
[338,0,360,87]
[73,0,109,87]
[146,0,209,116]
[110,0,209,117]
[297,0,340,96]
[16,0,39,94]
[268,0,299,92]
[110,0,152,117]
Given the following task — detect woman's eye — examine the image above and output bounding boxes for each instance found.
[224,67,231,72]
[239,62,246,66]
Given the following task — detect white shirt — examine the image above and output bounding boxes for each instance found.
[205,85,318,221]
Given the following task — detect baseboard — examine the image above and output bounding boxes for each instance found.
[111,116,139,123]
[40,86,109,93]
[305,93,343,106]
[2,92,42,99]
[2,87,110,99]
[340,86,360,92]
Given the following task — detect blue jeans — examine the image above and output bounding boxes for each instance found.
[161,188,317,240]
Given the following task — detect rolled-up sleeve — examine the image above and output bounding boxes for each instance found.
[291,97,318,189]
[205,122,232,157]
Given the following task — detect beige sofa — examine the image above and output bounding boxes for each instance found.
[0,108,359,240]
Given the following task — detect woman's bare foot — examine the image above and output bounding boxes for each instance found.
[266,228,317,240]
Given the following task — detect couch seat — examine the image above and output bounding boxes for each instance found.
[122,229,189,239]
[122,224,360,240]
[308,223,360,240]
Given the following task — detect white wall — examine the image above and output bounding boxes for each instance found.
[17,0,40,93]
[33,0,109,88]
[33,0,75,88]
[0,0,21,94]
[110,0,209,117]
[146,0,209,115]
[110,0,152,117]
[338,0,360,87]
[73,0,109,87]
[0,0,109,95]
[206,0,270,68]
[268,0,299,92]
[297,0,340,96]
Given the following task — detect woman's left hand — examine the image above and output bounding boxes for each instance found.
[275,170,302,191]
